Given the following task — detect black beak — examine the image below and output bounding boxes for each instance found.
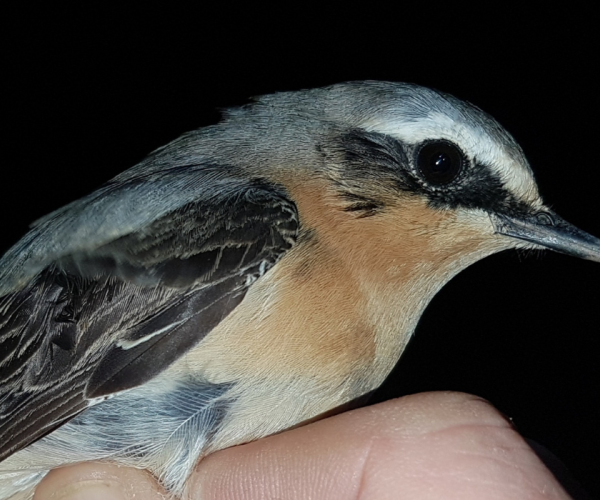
[491,211,600,262]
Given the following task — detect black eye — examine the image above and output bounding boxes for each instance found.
[416,141,464,186]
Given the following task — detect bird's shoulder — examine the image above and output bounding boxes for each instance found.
[0,154,299,461]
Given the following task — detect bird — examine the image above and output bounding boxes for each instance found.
[1,81,599,499]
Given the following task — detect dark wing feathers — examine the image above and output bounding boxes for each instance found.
[87,274,248,398]
[58,187,297,286]
[0,178,298,461]
[0,166,269,295]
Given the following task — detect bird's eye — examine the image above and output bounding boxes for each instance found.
[416,141,464,186]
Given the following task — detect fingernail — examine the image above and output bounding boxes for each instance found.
[44,479,127,500]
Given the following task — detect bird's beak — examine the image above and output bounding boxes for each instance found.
[491,211,600,262]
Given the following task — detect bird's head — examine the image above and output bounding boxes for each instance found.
[239,82,600,361]
[259,81,600,278]
[353,82,600,263]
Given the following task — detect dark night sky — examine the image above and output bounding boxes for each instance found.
[3,5,599,498]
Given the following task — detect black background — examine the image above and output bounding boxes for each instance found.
[3,5,599,498]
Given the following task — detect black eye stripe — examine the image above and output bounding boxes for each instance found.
[416,140,465,186]
[329,129,527,217]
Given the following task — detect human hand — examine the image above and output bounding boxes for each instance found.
[33,392,572,500]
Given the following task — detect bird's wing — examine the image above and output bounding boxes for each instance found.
[0,164,298,460]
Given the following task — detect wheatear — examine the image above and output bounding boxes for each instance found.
[1,81,599,499]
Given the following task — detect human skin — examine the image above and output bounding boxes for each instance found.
[32,392,572,500]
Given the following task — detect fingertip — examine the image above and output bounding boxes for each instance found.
[190,392,572,500]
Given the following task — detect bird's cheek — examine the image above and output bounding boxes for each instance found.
[425,209,517,262]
